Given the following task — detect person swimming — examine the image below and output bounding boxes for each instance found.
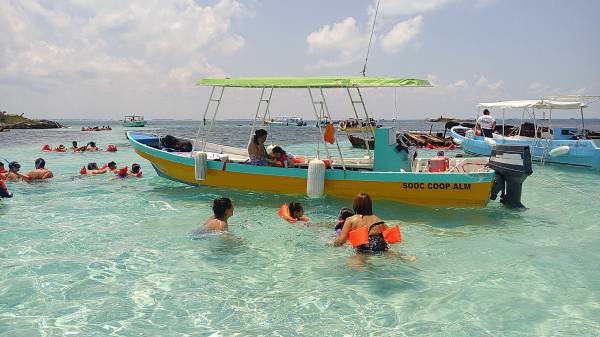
[278,202,310,223]
[25,158,53,180]
[199,197,234,232]
[81,162,107,175]
[107,161,118,173]
[335,207,354,235]
[129,163,142,177]
[4,161,31,182]
[0,162,6,179]
[86,142,99,151]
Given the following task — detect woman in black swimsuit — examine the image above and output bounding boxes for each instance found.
[332,193,388,253]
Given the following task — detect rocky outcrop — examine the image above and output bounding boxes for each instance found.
[0,110,64,130]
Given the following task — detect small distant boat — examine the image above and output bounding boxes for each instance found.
[426,116,474,123]
[264,116,306,127]
[347,134,374,149]
[338,118,380,132]
[123,115,146,127]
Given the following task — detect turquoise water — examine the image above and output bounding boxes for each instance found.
[1,121,600,336]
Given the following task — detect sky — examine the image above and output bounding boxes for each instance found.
[1,0,599,120]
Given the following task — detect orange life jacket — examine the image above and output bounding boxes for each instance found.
[324,123,335,144]
[347,223,402,248]
[277,204,309,223]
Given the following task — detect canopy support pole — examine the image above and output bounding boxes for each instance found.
[195,86,225,152]
[248,87,274,145]
[346,87,373,165]
[580,106,586,138]
[319,87,346,170]
[308,88,332,162]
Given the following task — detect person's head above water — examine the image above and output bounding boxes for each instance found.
[35,158,45,169]
[87,162,99,170]
[107,161,117,170]
[8,161,20,172]
[252,129,268,144]
[72,141,78,147]
[352,192,373,216]
[131,163,141,174]
[288,202,304,219]
[338,207,354,221]
[483,109,490,115]
[212,197,233,220]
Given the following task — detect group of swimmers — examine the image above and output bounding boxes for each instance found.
[199,192,415,258]
[0,158,54,182]
[42,142,117,153]
[81,126,112,131]
[247,129,296,167]
[80,161,142,178]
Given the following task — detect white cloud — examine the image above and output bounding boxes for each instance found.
[376,0,450,17]
[305,17,365,69]
[380,15,423,53]
[475,76,504,91]
[0,0,252,92]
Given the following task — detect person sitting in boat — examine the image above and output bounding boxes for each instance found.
[198,197,234,232]
[247,129,268,165]
[26,158,53,180]
[86,141,100,151]
[270,146,294,168]
[476,109,496,138]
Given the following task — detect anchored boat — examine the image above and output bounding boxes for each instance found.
[123,115,146,127]
[128,76,533,208]
[264,116,306,127]
[450,96,600,169]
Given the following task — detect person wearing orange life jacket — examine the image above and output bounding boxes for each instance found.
[0,162,7,179]
[331,193,415,260]
[278,202,309,223]
[270,146,294,168]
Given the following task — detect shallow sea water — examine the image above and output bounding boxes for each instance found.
[1,120,599,336]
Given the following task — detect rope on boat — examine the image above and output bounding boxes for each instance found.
[361,0,380,77]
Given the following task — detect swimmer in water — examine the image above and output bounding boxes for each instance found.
[201,197,234,232]
[83,162,107,175]
[86,141,99,151]
[107,161,118,173]
[335,207,354,235]
[26,158,54,180]
[128,163,142,177]
[0,162,7,179]
[4,161,31,182]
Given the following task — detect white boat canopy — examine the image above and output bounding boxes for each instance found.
[479,100,587,110]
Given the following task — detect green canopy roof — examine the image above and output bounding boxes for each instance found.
[197,76,431,88]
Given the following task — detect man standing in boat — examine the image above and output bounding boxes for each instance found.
[476,109,496,138]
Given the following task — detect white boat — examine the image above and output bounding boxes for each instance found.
[264,116,306,127]
[450,96,600,169]
[123,115,146,127]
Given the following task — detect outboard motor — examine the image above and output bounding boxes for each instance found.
[488,145,533,208]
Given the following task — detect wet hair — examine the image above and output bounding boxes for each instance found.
[338,207,354,221]
[272,146,285,155]
[107,161,117,169]
[35,158,45,169]
[131,163,141,174]
[252,129,268,144]
[437,150,445,157]
[352,193,373,216]
[483,109,490,115]
[288,202,303,218]
[88,141,96,147]
[87,162,99,170]
[212,197,233,219]
[72,141,78,147]
[0,162,4,167]
[8,161,20,171]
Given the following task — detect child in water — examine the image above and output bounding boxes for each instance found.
[279,202,310,223]
[335,207,354,235]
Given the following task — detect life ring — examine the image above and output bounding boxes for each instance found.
[277,204,309,223]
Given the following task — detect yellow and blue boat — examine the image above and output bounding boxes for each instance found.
[127,76,530,208]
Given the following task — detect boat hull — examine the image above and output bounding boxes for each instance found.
[129,132,495,208]
[450,127,600,169]
[123,121,146,127]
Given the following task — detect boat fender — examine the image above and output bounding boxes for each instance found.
[42,144,52,152]
[307,159,326,198]
[194,152,208,180]
[277,204,309,223]
[549,145,570,157]
[484,138,497,147]
[0,179,13,198]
